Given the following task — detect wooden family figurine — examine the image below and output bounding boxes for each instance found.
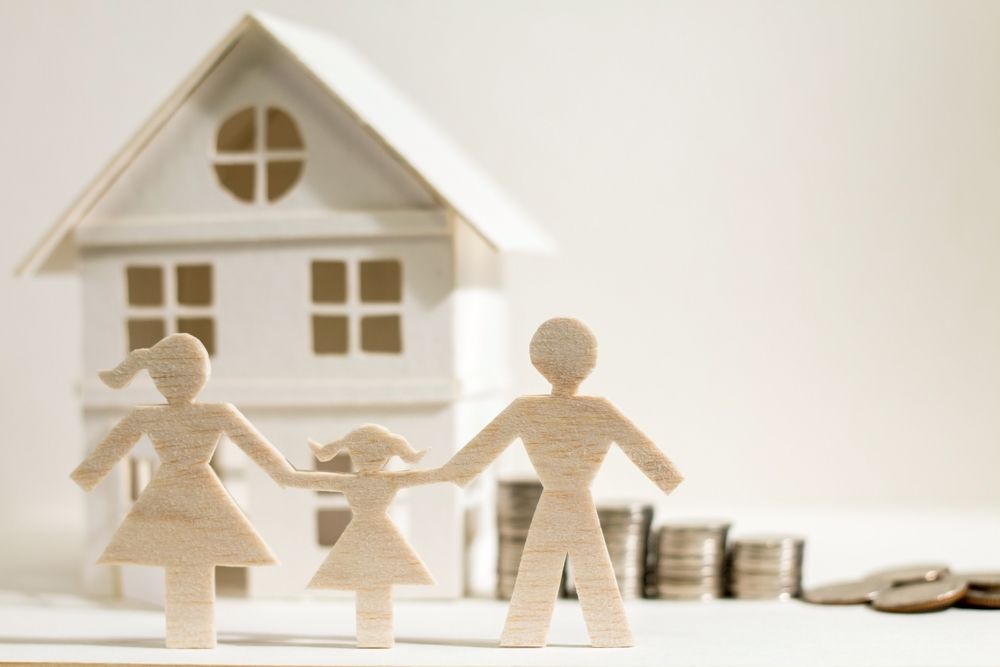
[70,317,683,650]
[69,333,297,648]
[284,427,448,648]
[440,317,684,647]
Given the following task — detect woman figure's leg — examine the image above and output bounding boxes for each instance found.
[356,585,394,648]
[165,566,216,648]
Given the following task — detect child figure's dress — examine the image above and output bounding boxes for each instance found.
[308,474,433,589]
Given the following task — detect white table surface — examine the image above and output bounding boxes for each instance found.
[0,590,997,667]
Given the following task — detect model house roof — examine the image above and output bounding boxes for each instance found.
[18,11,552,275]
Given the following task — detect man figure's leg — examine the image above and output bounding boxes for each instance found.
[500,526,567,647]
[569,528,633,647]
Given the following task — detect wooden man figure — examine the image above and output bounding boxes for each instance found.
[70,334,297,649]
[441,318,684,648]
[284,425,449,648]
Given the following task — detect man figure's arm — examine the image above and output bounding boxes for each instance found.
[440,400,524,486]
[603,399,683,495]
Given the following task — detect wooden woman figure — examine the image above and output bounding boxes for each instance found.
[285,425,448,648]
[69,333,297,649]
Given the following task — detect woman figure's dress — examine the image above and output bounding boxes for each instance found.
[98,407,276,567]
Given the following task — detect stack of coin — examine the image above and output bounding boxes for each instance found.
[958,573,1000,609]
[495,479,544,599]
[650,520,731,600]
[728,535,805,599]
[564,502,655,600]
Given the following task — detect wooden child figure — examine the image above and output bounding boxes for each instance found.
[285,425,448,648]
[441,317,684,648]
[70,334,297,649]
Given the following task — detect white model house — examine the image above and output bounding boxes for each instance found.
[19,12,550,601]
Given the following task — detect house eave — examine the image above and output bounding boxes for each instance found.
[75,209,453,250]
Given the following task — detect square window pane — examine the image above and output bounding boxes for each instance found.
[177,317,215,356]
[126,266,163,306]
[128,318,165,351]
[360,260,401,303]
[176,265,213,306]
[317,508,352,546]
[311,261,347,303]
[313,315,348,354]
[361,315,402,353]
[216,566,247,598]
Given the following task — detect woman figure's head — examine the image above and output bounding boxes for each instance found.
[310,424,426,474]
[99,333,210,404]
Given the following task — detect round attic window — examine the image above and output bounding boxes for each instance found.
[213,106,306,203]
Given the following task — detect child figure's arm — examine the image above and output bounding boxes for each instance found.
[284,470,353,493]
[388,466,452,489]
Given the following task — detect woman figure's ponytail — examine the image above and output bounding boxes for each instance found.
[99,348,151,389]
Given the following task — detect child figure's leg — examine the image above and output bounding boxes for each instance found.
[356,585,393,648]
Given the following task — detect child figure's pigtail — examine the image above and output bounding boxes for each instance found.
[309,437,345,462]
[387,434,427,464]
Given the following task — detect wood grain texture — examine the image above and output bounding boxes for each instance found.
[441,318,684,647]
[285,425,449,648]
[70,334,297,648]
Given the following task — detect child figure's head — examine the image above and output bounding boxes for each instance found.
[309,424,426,473]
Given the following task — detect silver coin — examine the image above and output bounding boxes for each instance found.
[658,518,731,531]
[872,577,968,613]
[731,534,804,548]
[802,579,886,605]
[864,563,950,586]
[958,588,1000,609]
[960,572,1000,592]
[730,588,797,600]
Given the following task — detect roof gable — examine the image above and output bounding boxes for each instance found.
[87,26,438,222]
[19,12,552,275]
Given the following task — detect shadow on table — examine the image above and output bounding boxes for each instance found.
[0,636,164,648]
[0,633,595,651]
[223,631,501,649]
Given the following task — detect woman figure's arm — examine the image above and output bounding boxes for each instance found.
[71,412,143,491]
[220,404,297,487]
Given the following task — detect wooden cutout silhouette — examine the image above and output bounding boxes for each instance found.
[441,318,684,648]
[285,425,447,648]
[70,334,297,648]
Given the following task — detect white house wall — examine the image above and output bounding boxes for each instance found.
[79,236,454,397]
[86,28,436,225]
[452,215,509,395]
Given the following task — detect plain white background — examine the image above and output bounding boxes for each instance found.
[2,0,1000,592]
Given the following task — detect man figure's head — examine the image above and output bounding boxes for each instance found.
[529,318,598,396]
